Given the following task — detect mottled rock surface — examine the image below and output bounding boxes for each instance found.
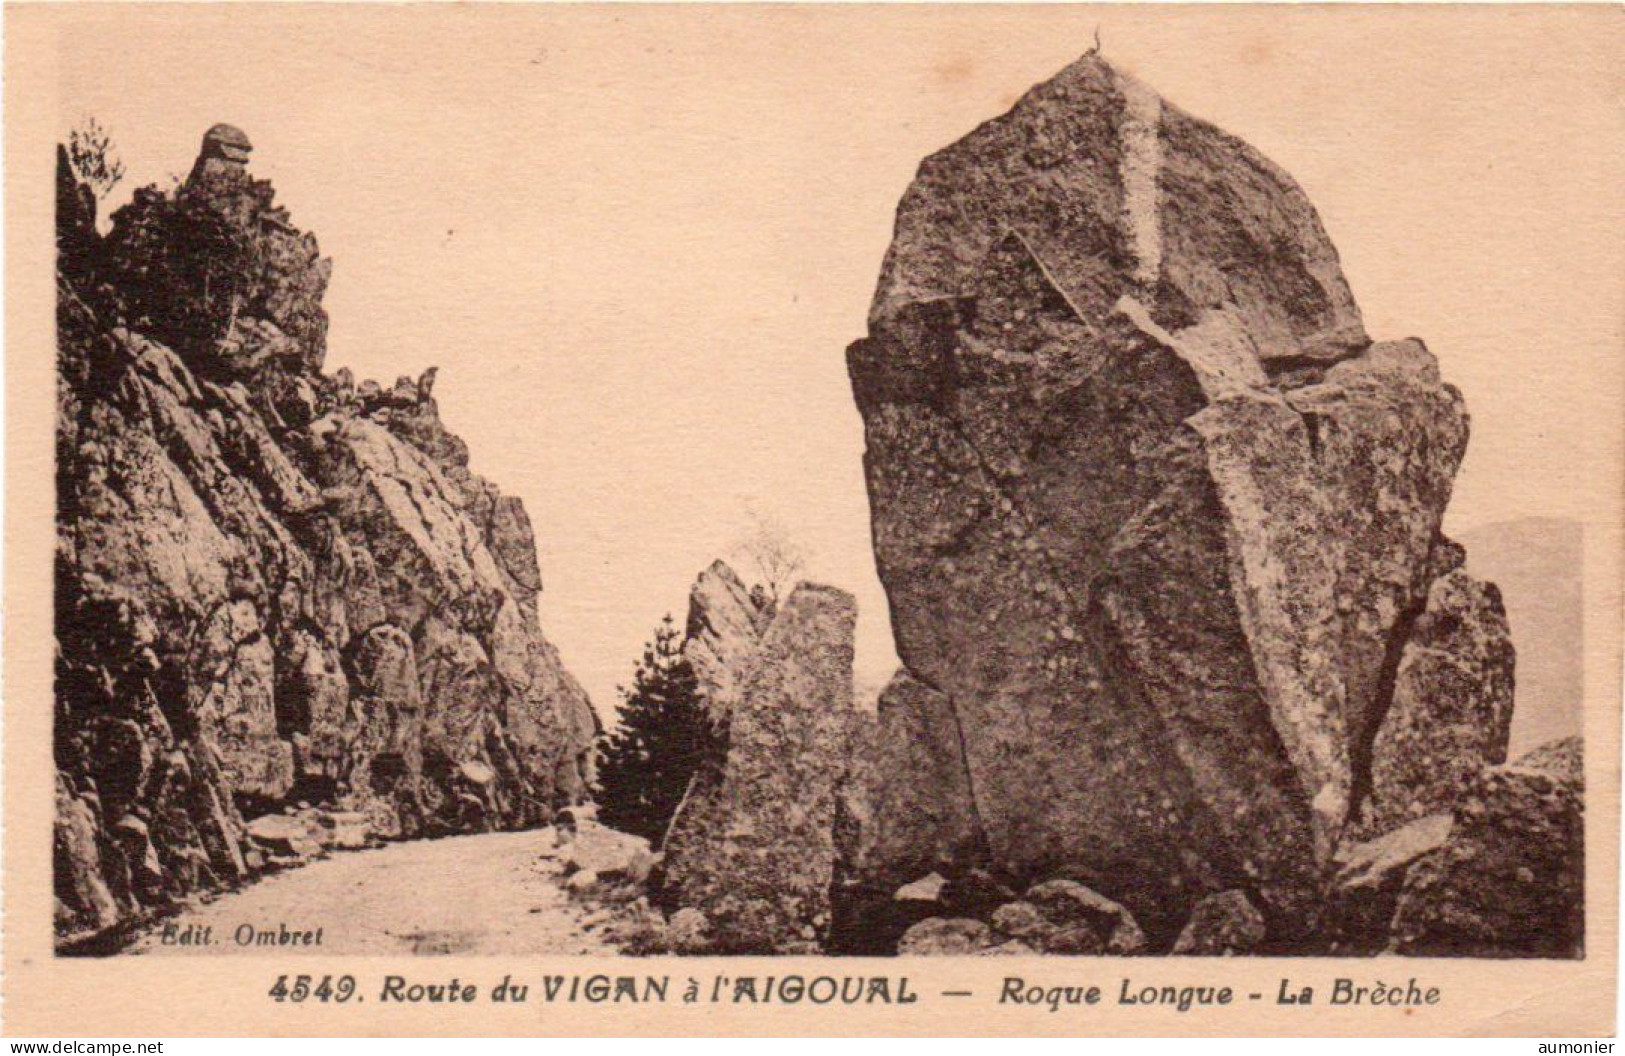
[659,581,859,953]
[54,129,595,944]
[1026,878,1147,955]
[682,560,774,721]
[1390,738,1584,958]
[831,669,981,944]
[1326,813,1453,954]
[561,820,654,886]
[188,124,253,185]
[55,777,127,931]
[845,51,1517,946]
[664,906,713,954]
[897,917,992,956]
[1358,568,1516,836]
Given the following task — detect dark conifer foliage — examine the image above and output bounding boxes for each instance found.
[594,616,725,844]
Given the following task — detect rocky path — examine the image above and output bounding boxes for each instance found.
[128,829,618,956]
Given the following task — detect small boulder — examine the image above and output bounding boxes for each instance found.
[458,760,496,786]
[989,901,1055,947]
[979,940,1038,956]
[245,814,324,859]
[1025,879,1147,954]
[246,813,303,844]
[897,917,993,955]
[1337,813,1455,890]
[666,907,713,954]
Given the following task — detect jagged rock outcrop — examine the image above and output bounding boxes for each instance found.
[1172,890,1268,956]
[54,127,596,944]
[844,52,1533,949]
[829,670,983,951]
[682,560,774,721]
[653,560,772,913]
[659,573,859,953]
[188,124,253,185]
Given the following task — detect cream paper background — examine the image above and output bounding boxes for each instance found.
[5,2,1621,1037]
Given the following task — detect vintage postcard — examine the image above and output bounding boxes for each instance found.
[4,2,1620,1039]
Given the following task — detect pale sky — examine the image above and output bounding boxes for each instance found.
[54,5,1622,723]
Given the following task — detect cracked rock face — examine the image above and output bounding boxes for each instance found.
[54,131,596,942]
[846,53,1512,944]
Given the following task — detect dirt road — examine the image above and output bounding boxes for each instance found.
[129,828,618,955]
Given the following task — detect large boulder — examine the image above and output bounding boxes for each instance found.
[845,51,1496,943]
[1357,566,1516,836]
[1389,738,1583,958]
[659,583,859,953]
[870,57,1366,361]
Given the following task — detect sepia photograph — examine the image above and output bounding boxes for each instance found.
[5,0,1621,1040]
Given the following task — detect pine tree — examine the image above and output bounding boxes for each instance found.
[594,616,725,844]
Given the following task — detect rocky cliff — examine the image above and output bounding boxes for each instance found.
[843,54,1575,954]
[54,126,597,945]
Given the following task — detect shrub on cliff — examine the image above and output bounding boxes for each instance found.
[594,617,725,844]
